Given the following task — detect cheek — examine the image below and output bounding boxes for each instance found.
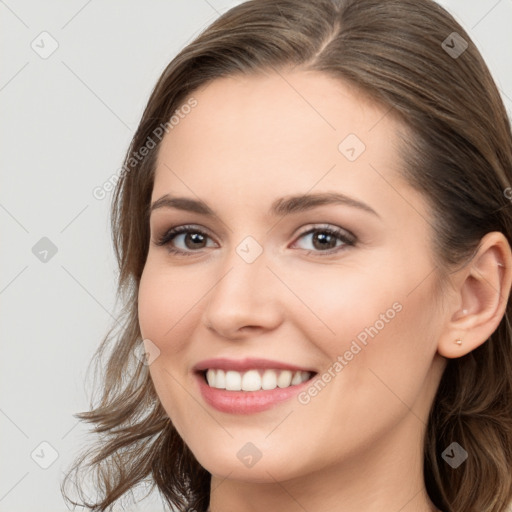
[138,264,204,431]
[138,263,205,356]
[287,266,440,462]
[281,261,403,351]
[288,258,439,393]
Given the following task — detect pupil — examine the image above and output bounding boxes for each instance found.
[186,233,205,249]
[313,232,335,250]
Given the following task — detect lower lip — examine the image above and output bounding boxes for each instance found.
[195,372,315,414]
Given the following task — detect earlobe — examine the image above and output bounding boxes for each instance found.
[437,232,512,359]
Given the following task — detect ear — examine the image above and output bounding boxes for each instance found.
[438,231,512,359]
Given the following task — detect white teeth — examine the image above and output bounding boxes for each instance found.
[277,370,292,388]
[241,369,261,391]
[261,369,277,390]
[215,369,226,389]
[206,368,226,389]
[206,369,215,387]
[204,369,312,391]
[225,370,242,391]
[291,371,303,385]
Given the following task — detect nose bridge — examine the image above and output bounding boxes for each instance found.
[202,236,282,335]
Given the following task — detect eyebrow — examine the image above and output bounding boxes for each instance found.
[149,191,379,218]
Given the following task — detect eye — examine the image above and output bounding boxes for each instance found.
[291,224,356,255]
[153,223,356,257]
[154,224,217,256]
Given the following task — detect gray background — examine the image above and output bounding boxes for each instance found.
[1,1,511,511]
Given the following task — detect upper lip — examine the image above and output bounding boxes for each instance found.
[193,357,317,374]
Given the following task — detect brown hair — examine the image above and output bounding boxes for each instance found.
[61,0,512,511]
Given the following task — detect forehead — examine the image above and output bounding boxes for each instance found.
[159,70,396,162]
[151,70,425,227]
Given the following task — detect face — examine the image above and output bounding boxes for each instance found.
[138,70,448,482]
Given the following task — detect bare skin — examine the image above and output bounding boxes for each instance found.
[138,69,512,512]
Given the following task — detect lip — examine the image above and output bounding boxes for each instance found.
[193,357,316,373]
[192,358,317,415]
[194,372,315,414]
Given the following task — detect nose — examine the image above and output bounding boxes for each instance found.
[201,245,284,339]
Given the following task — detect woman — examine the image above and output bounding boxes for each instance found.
[61,0,512,511]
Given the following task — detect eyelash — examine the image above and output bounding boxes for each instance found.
[154,223,357,258]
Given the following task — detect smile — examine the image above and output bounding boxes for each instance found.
[204,368,314,391]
